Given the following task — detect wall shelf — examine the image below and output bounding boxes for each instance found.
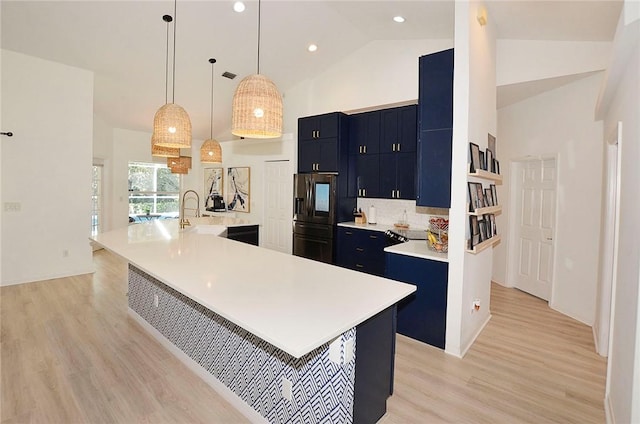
[467,204,502,216]
[468,168,503,183]
[466,234,501,254]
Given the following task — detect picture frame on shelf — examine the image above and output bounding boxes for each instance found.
[469,142,481,173]
[468,182,479,211]
[478,218,487,241]
[486,149,494,174]
[469,215,480,247]
[488,133,496,157]
[489,214,497,236]
[475,183,485,208]
[479,151,485,171]
[485,188,494,207]
[490,184,498,205]
[494,159,500,175]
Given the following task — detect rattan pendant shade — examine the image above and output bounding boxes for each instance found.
[153,103,192,148]
[200,139,222,163]
[151,133,180,158]
[232,74,282,138]
[168,156,191,174]
[231,0,282,139]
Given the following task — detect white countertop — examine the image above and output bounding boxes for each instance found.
[338,221,449,262]
[92,218,415,359]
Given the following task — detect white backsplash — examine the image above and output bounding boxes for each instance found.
[356,198,449,230]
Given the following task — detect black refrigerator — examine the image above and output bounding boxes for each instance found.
[292,173,354,264]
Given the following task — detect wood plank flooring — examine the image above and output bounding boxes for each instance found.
[1,249,607,423]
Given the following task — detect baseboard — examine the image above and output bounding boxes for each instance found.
[460,313,492,358]
[605,393,615,424]
[0,266,96,287]
[128,308,268,424]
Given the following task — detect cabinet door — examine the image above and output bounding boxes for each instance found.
[298,139,318,173]
[378,153,396,199]
[357,154,380,198]
[317,138,338,172]
[380,109,399,154]
[416,128,452,208]
[298,116,318,141]
[349,114,366,155]
[419,49,454,131]
[318,113,339,139]
[398,105,417,153]
[336,227,357,269]
[385,253,448,349]
[395,152,416,200]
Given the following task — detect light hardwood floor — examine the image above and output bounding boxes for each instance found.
[1,250,607,423]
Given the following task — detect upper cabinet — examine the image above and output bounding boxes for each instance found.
[380,105,417,154]
[298,112,348,174]
[416,48,454,208]
[349,111,381,155]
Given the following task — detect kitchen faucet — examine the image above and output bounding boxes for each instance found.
[180,190,200,229]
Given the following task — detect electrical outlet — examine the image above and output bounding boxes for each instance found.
[153,293,159,307]
[472,299,481,312]
[281,377,292,401]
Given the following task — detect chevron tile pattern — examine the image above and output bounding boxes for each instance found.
[128,265,356,423]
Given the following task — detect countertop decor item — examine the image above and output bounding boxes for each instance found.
[427,217,449,253]
[231,0,283,139]
[200,58,223,163]
[152,2,192,149]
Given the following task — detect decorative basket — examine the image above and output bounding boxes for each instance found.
[427,218,449,253]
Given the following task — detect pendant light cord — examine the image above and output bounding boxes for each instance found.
[209,59,216,140]
[164,17,170,104]
[257,0,261,74]
[172,0,177,103]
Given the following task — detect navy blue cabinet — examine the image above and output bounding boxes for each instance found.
[385,253,448,349]
[416,49,454,208]
[336,227,387,277]
[350,111,380,155]
[356,154,380,198]
[298,112,346,173]
[378,105,417,200]
[380,105,417,154]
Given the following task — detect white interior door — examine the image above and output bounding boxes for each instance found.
[263,160,292,254]
[513,158,557,301]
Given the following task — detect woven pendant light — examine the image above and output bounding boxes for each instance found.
[231,0,282,139]
[168,156,191,174]
[152,1,192,149]
[151,139,180,158]
[201,58,223,163]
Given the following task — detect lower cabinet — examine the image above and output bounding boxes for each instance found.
[385,253,448,349]
[336,227,387,276]
[226,225,259,246]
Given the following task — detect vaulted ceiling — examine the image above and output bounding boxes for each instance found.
[1,1,622,141]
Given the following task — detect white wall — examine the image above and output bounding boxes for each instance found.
[496,40,611,86]
[495,74,604,326]
[600,7,639,421]
[93,113,113,232]
[445,1,497,357]
[1,50,94,285]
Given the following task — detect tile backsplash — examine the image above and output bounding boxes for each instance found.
[356,198,448,229]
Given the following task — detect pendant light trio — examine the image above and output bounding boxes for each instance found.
[151,0,283,174]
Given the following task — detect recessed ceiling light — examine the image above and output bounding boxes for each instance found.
[393,16,405,23]
[308,44,318,53]
[233,1,245,13]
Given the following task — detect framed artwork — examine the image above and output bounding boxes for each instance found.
[226,167,250,213]
[490,184,498,205]
[485,188,494,207]
[489,214,497,236]
[488,133,496,157]
[468,182,479,211]
[479,151,485,171]
[204,167,224,206]
[478,218,487,241]
[476,183,485,209]
[486,149,494,173]
[469,143,481,173]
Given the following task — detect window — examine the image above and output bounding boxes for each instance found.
[128,162,179,219]
[91,164,103,236]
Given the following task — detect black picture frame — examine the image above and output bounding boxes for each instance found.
[489,214,497,236]
[494,159,500,175]
[469,215,480,247]
[478,218,487,241]
[468,182,478,211]
[479,150,485,171]
[488,133,496,157]
[490,184,498,205]
[485,188,494,207]
[469,143,481,173]
[475,183,485,209]
[486,149,493,174]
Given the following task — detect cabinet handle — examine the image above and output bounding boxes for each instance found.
[397,190,400,198]
[356,248,364,252]
[392,143,396,152]
[345,231,353,235]
[363,145,367,154]
[392,190,396,198]
[355,264,364,268]
[369,235,378,239]
[396,143,401,152]
[363,189,366,197]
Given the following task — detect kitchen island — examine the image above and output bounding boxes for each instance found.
[92,217,415,424]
